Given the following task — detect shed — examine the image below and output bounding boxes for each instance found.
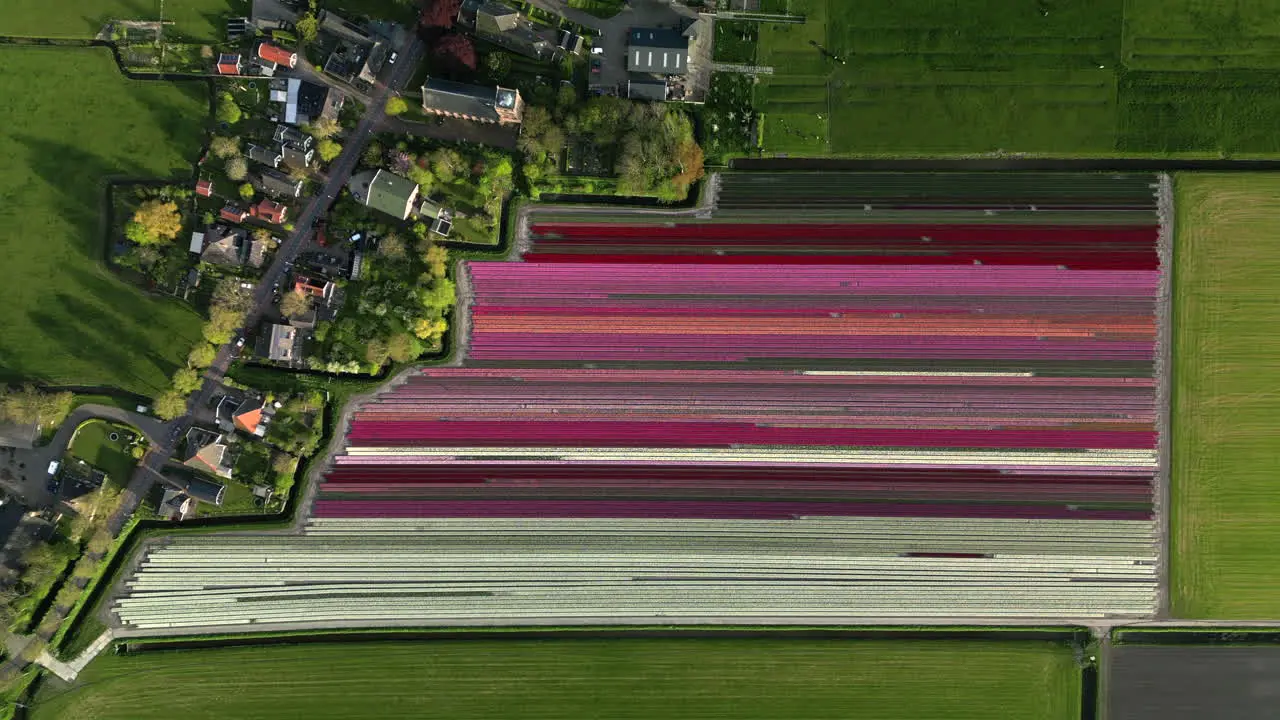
[188,231,206,254]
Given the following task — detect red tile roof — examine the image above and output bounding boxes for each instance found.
[251,198,288,225]
[294,275,331,298]
[195,180,214,197]
[257,42,297,69]
[233,406,264,435]
[216,53,242,75]
[220,206,248,223]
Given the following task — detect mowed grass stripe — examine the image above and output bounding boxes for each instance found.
[1171,174,1280,619]
[0,0,243,41]
[34,639,1081,720]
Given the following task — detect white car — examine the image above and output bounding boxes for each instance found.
[388,52,398,65]
[591,46,604,55]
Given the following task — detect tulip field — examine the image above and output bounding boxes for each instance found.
[111,173,1167,631]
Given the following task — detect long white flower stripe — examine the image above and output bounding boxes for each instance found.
[111,517,1157,630]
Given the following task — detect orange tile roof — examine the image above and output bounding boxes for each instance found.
[233,406,264,435]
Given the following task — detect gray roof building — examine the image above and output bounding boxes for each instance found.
[627,27,688,75]
[199,225,248,266]
[420,77,523,125]
[273,124,313,149]
[281,143,314,168]
[628,74,669,101]
[248,143,282,168]
[348,169,420,221]
[181,428,234,481]
[463,0,556,61]
[257,167,303,198]
[266,323,298,362]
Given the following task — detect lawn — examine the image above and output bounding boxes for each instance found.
[1171,174,1280,619]
[0,47,207,396]
[33,639,1081,719]
[750,0,1280,156]
[67,420,138,488]
[0,0,246,41]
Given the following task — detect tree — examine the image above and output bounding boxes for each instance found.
[296,12,319,43]
[364,337,391,367]
[421,277,456,309]
[212,278,253,313]
[362,141,384,167]
[210,135,241,159]
[77,485,122,525]
[671,139,705,197]
[0,386,73,428]
[226,156,248,181]
[271,451,298,476]
[202,306,242,344]
[305,117,340,140]
[172,367,203,395]
[387,333,421,362]
[420,0,462,29]
[125,221,157,246]
[433,33,477,72]
[518,106,565,159]
[238,182,255,201]
[154,391,187,420]
[429,148,465,183]
[216,92,242,124]
[406,163,434,193]
[385,96,409,116]
[424,244,449,278]
[280,289,312,319]
[378,232,407,260]
[317,138,342,163]
[484,51,512,82]
[253,227,275,245]
[414,316,448,341]
[131,200,183,244]
[187,343,217,368]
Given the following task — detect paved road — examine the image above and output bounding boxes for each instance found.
[102,36,426,537]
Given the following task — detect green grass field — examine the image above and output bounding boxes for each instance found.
[0,47,206,395]
[1171,174,1280,619]
[751,0,1280,155]
[67,420,138,488]
[33,639,1081,719]
[0,0,245,41]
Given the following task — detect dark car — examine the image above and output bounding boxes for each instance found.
[46,478,60,495]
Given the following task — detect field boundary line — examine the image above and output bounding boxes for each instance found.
[1155,173,1173,620]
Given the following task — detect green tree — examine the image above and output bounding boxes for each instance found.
[280,289,312,319]
[420,277,456,309]
[216,92,242,124]
[125,221,157,246]
[296,12,319,43]
[0,386,73,428]
[187,343,217,368]
[385,96,409,116]
[484,51,512,82]
[423,244,449,278]
[305,117,340,140]
[406,164,434,193]
[238,182,255,201]
[317,138,342,162]
[362,141,384,167]
[172,368,203,395]
[378,232,407,260]
[154,391,187,420]
[226,156,248,181]
[429,148,465,183]
[364,337,391,367]
[210,135,241,159]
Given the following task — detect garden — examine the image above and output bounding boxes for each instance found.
[66,420,144,489]
[33,637,1081,719]
[0,47,208,396]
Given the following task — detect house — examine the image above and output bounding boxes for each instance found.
[257,168,303,198]
[463,0,556,61]
[627,27,689,75]
[420,77,523,125]
[216,394,273,437]
[220,205,249,223]
[255,58,278,77]
[195,179,214,197]
[281,143,314,168]
[258,42,298,69]
[248,236,269,268]
[199,225,249,266]
[273,125,313,148]
[265,323,298,362]
[270,78,343,126]
[251,198,288,225]
[188,231,206,254]
[627,74,669,102]
[159,488,194,521]
[182,428,234,480]
[248,143,282,168]
[294,274,335,301]
[318,11,386,88]
[348,169,421,220]
[215,53,243,75]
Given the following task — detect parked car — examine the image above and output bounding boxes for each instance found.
[388,51,398,65]
[591,46,604,56]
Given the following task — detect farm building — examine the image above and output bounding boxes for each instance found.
[420,77,523,125]
[627,27,688,75]
[348,169,421,221]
